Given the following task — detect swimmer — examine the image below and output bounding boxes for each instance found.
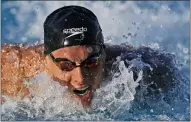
[1,5,177,106]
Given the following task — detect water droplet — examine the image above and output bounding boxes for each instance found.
[87,47,93,53]
[123,35,128,39]
[177,43,182,49]
[150,109,154,113]
[127,33,132,37]
[10,8,17,15]
[132,22,136,25]
[21,37,27,42]
[64,41,69,45]
[183,48,188,54]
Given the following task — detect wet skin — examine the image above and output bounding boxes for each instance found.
[45,45,106,106]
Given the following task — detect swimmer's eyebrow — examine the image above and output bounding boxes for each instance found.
[54,57,71,62]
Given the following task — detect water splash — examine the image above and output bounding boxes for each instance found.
[1,57,143,120]
[1,53,189,121]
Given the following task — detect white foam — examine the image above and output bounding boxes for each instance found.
[92,59,143,117]
[2,54,189,120]
[2,58,143,120]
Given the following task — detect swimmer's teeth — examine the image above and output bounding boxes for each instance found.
[73,86,90,96]
[79,92,87,96]
[76,86,89,91]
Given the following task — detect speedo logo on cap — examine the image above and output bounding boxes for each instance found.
[63,27,87,34]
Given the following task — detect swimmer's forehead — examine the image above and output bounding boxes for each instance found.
[52,45,101,57]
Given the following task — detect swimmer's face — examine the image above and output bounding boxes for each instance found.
[45,45,106,106]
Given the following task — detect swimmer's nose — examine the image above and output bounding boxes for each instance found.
[71,67,86,88]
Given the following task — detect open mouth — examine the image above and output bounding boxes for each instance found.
[73,86,90,96]
[72,86,93,106]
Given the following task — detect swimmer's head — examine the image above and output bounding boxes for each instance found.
[43,5,106,107]
[43,5,104,55]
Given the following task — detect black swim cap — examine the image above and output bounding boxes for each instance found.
[44,5,104,55]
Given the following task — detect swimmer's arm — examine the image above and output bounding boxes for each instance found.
[1,43,45,99]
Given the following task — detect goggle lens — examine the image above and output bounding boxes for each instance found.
[57,61,76,71]
[84,56,99,68]
[55,56,100,71]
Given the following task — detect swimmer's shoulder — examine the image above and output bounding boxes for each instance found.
[1,42,46,100]
[135,46,176,70]
[105,43,175,70]
[136,46,178,93]
[105,43,177,92]
[105,42,136,62]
